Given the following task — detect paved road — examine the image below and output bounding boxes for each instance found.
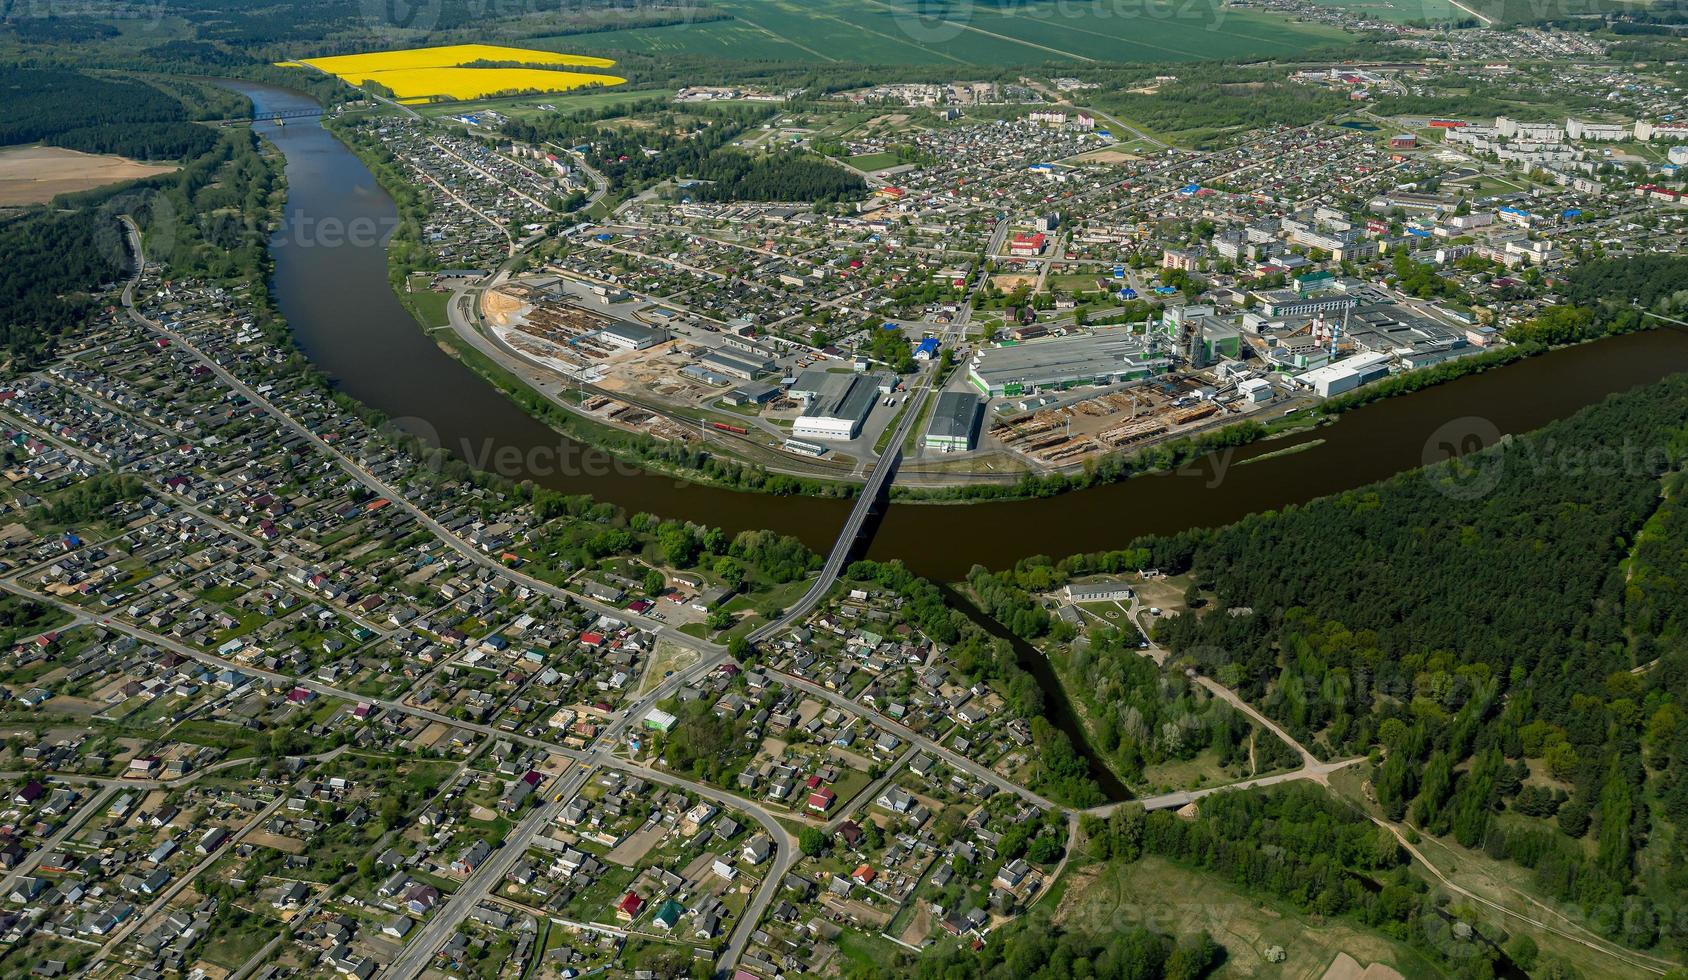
[1075,603,1362,817]
[827,746,915,832]
[92,775,299,959]
[385,766,587,979]
[1090,757,1365,817]
[119,218,719,662]
[0,783,120,898]
[770,669,1056,811]
[746,368,937,647]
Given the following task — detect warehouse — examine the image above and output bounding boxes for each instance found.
[596,320,670,351]
[1066,580,1133,602]
[967,329,1167,398]
[923,391,983,453]
[723,381,780,406]
[792,370,886,441]
[697,349,772,381]
[1294,352,1392,398]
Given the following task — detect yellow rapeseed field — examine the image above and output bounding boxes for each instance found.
[287,43,625,104]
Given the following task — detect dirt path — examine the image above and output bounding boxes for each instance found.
[1369,816,1678,976]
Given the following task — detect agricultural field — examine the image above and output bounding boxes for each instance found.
[563,0,1350,65]
[0,145,177,206]
[415,86,675,120]
[285,43,626,104]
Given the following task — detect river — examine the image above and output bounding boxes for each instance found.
[240,79,1688,586]
[235,80,1688,801]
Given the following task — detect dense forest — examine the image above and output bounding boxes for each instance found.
[0,68,194,146]
[0,64,281,366]
[0,210,125,364]
[46,121,221,161]
[1127,373,1688,954]
[1563,255,1688,312]
[684,149,865,204]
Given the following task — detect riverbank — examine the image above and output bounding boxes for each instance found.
[238,76,1688,581]
[325,113,865,503]
[326,103,1678,511]
[892,313,1668,503]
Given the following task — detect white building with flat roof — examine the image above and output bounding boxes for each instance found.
[791,370,886,441]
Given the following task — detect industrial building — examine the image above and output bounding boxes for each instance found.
[1237,377,1274,403]
[1294,352,1393,397]
[697,349,772,381]
[967,329,1168,398]
[791,369,887,441]
[1342,306,1472,364]
[1251,290,1357,319]
[923,391,983,453]
[723,381,779,406]
[596,320,670,351]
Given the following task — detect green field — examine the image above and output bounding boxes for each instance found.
[845,151,905,171]
[418,86,675,119]
[563,0,1350,65]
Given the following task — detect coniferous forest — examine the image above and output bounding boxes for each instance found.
[1130,373,1688,954]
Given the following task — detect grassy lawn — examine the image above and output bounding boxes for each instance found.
[200,908,282,969]
[402,276,453,327]
[1056,856,1438,978]
[845,151,903,171]
[835,929,909,973]
[172,719,264,758]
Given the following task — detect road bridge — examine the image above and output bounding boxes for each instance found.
[746,373,934,646]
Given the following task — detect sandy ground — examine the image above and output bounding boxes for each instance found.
[606,822,667,867]
[246,831,306,854]
[0,145,176,206]
[1073,148,1143,164]
[482,287,525,326]
[990,273,1038,290]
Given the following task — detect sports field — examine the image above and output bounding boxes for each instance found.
[287,43,626,103]
[556,0,1349,64]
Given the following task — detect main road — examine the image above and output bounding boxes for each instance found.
[119,218,718,661]
[746,369,937,646]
